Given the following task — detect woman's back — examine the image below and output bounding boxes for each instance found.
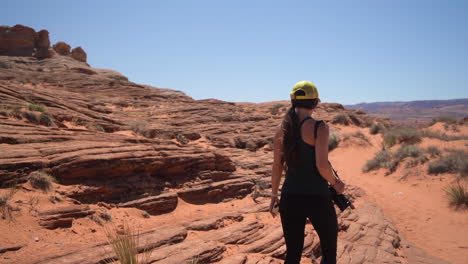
[281,117,330,196]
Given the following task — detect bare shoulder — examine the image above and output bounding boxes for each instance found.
[317,121,329,136]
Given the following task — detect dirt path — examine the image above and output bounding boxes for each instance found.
[330,145,468,264]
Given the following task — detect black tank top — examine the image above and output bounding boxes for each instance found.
[282,117,330,196]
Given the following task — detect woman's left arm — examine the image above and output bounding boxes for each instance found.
[270,126,283,217]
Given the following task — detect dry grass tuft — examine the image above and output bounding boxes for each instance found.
[29,171,56,192]
[104,222,152,264]
[444,181,468,209]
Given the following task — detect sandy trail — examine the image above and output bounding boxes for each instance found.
[330,144,468,264]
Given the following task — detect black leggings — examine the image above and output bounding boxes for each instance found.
[279,193,338,264]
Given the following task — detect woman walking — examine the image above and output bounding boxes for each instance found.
[269,81,345,264]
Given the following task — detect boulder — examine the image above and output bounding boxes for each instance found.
[70,47,87,62]
[53,41,71,55]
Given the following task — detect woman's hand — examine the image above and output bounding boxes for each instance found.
[332,178,345,194]
[269,196,279,217]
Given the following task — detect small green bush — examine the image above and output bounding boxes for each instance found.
[430,116,458,126]
[22,111,39,123]
[445,182,468,208]
[427,146,441,157]
[27,104,48,113]
[129,121,149,137]
[363,150,392,172]
[383,128,421,148]
[270,104,283,115]
[370,123,383,135]
[348,113,361,126]
[39,113,55,126]
[331,114,349,125]
[328,134,340,152]
[428,151,467,176]
[29,171,56,192]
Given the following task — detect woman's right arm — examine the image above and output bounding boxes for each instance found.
[315,122,345,193]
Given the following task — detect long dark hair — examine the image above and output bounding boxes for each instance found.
[281,91,319,171]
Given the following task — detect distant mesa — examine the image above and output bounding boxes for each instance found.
[0,24,87,63]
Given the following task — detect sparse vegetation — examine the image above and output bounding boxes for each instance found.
[331,113,349,125]
[22,111,39,123]
[427,146,441,157]
[101,212,113,221]
[29,171,56,192]
[428,150,468,177]
[383,128,421,148]
[420,130,468,141]
[28,103,48,113]
[429,116,458,126]
[0,185,17,220]
[39,112,55,126]
[328,134,340,152]
[104,222,152,264]
[370,123,383,135]
[129,121,149,137]
[363,150,392,172]
[110,75,129,81]
[444,182,468,209]
[270,104,283,115]
[0,61,10,68]
[348,113,361,126]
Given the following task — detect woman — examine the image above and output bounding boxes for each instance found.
[269,81,345,264]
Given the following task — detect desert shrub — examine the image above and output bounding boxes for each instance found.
[101,212,113,221]
[388,145,426,173]
[129,121,149,136]
[363,150,392,172]
[27,103,48,113]
[104,222,152,264]
[270,104,283,115]
[429,116,458,126]
[428,150,467,176]
[445,182,468,208]
[427,146,441,157]
[110,75,129,81]
[394,145,424,160]
[328,134,340,152]
[348,113,361,126]
[29,171,56,192]
[383,128,421,148]
[22,111,39,123]
[420,130,468,141]
[331,114,349,125]
[39,113,55,126]
[0,61,10,69]
[0,185,17,220]
[369,123,383,135]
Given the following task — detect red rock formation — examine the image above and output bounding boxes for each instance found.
[70,47,86,62]
[52,41,71,55]
[0,24,37,56]
[35,30,51,59]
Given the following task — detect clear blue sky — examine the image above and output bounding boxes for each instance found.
[3,0,468,104]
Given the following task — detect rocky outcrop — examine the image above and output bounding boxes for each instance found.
[0,25,42,57]
[70,47,86,62]
[38,205,95,229]
[118,192,178,215]
[52,41,71,56]
[0,24,87,62]
[35,30,51,59]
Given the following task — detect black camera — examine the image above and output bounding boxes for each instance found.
[329,186,354,211]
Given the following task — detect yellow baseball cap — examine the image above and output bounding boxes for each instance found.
[290,81,319,100]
